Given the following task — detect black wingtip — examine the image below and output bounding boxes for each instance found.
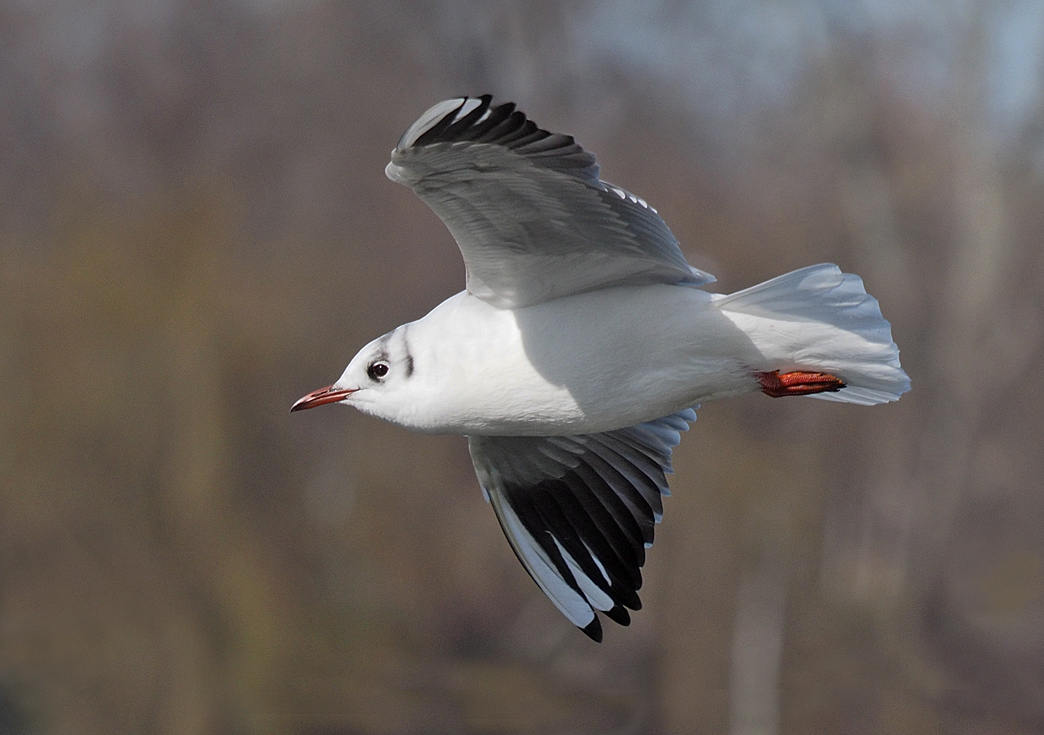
[604,605,631,627]
[580,616,603,642]
[411,95,493,148]
[399,95,598,173]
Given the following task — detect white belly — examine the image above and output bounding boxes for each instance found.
[403,286,764,435]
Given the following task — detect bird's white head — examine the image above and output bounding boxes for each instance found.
[290,326,419,424]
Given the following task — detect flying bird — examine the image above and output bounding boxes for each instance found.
[292,96,910,641]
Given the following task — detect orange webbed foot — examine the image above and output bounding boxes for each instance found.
[756,370,846,398]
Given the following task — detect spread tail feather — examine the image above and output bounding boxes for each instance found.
[716,264,910,405]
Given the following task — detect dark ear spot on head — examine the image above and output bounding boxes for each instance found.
[401,325,415,378]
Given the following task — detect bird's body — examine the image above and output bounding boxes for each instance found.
[293,96,910,640]
[347,272,899,436]
[346,284,739,435]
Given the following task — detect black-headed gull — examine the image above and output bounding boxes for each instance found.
[292,96,910,641]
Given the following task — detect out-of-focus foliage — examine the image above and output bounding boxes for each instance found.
[2,1,1043,733]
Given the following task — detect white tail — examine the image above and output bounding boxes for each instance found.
[716,264,910,405]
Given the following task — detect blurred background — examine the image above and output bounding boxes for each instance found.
[2,1,1043,733]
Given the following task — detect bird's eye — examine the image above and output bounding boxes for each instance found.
[367,361,390,381]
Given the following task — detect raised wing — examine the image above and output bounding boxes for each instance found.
[386,96,714,308]
[468,408,697,641]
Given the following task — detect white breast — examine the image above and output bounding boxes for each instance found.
[401,286,761,436]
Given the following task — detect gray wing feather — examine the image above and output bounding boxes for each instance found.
[468,408,697,641]
[387,96,714,307]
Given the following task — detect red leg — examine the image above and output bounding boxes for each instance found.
[756,370,846,398]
